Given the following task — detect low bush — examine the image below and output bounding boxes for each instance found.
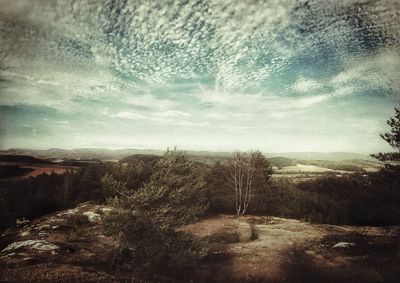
[102,149,208,278]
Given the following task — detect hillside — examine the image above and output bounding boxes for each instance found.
[0,151,382,180]
[119,154,161,164]
[272,159,382,173]
[266,152,375,161]
[0,155,78,179]
[1,203,399,282]
[0,155,51,164]
[266,157,295,169]
[0,148,162,161]
[0,148,232,161]
[119,153,380,173]
[0,148,375,162]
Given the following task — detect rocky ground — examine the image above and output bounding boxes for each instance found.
[0,203,119,282]
[1,203,400,282]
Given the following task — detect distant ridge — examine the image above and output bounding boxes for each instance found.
[0,148,374,162]
[0,154,51,164]
[0,148,165,161]
[265,152,374,161]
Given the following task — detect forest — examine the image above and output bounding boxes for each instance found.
[1,149,399,230]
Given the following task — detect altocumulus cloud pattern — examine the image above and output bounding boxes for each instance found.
[0,0,399,152]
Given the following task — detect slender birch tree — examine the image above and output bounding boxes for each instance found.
[227,151,271,215]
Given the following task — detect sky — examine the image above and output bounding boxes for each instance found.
[0,0,399,153]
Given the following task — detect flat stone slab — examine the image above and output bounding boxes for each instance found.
[2,240,59,254]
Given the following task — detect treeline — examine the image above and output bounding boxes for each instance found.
[0,165,33,179]
[1,153,400,230]
[0,157,159,229]
[0,165,105,229]
[207,162,400,225]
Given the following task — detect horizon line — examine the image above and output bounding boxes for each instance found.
[0,147,375,156]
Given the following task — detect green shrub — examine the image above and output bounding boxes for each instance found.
[102,149,208,276]
[104,209,206,273]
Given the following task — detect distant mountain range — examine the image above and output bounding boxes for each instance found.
[0,148,375,162]
[0,148,164,161]
[264,152,375,161]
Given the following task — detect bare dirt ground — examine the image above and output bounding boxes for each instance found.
[1,204,399,282]
[183,215,400,282]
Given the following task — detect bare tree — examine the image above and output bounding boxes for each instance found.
[227,151,273,215]
[227,151,256,215]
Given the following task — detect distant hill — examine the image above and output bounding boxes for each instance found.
[0,155,51,164]
[0,148,375,163]
[267,157,295,169]
[119,154,161,164]
[0,148,165,161]
[0,148,232,162]
[265,152,374,161]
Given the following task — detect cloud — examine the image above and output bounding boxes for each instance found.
[111,111,160,121]
[331,50,400,95]
[292,78,322,94]
[156,110,191,118]
[2,0,400,100]
[295,95,329,108]
[110,109,206,128]
[125,95,177,111]
[1,0,400,151]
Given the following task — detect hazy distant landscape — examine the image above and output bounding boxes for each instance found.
[0,148,382,180]
[1,0,400,282]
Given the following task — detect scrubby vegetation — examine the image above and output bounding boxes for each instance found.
[207,163,400,225]
[1,153,399,230]
[102,149,208,279]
